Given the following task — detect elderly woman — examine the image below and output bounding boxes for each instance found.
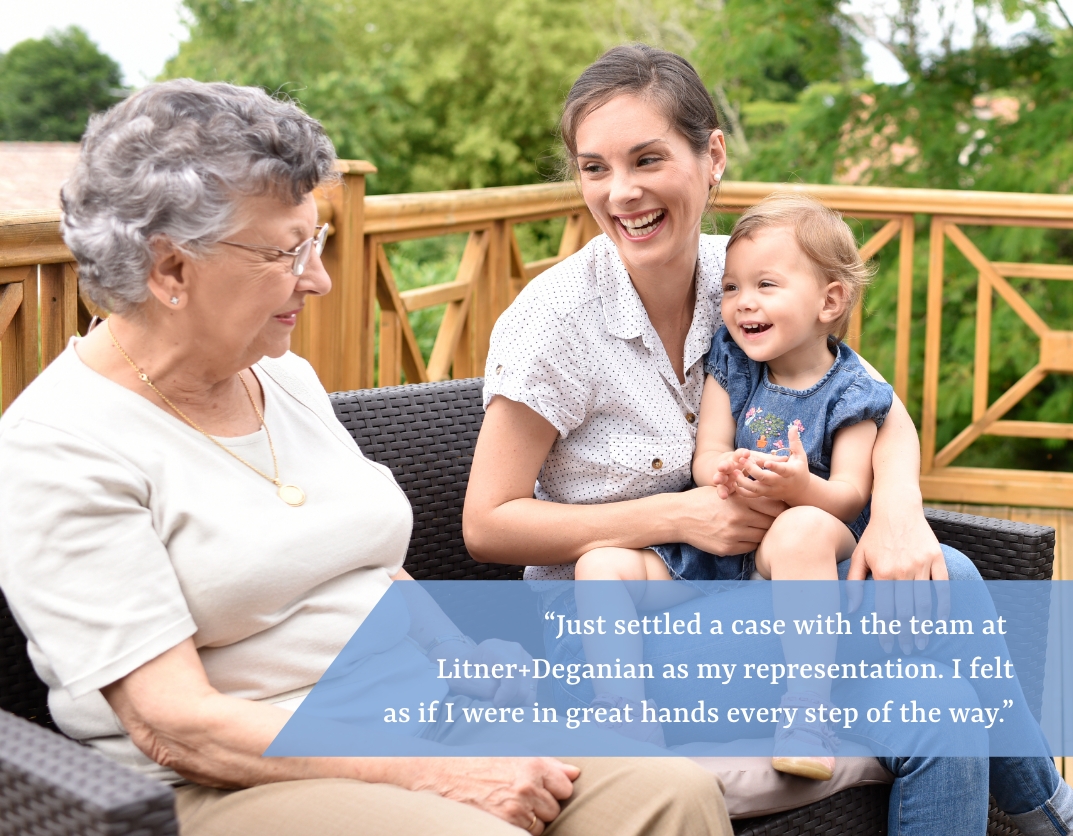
[463,45,1073,836]
[0,80,732,836]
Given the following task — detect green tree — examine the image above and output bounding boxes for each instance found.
[166,0,606,194]
[0,27,125,141]
[692,0,862,156]
[166,0,867,192]
[736,19,1073,470]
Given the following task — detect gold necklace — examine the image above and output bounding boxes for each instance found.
[106,321,306,506]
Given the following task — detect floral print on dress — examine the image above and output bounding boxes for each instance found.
[749,415,806,453]
[749,412,786,449]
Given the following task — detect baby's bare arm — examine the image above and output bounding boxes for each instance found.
[693,377,750,494]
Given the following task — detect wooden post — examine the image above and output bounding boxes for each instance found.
[470,220,509,377]
[893,216,915,404]
[973,270,993,421]
[846,303,863,353]
[40,262,79,366]
[0,267,39,412]
[452,303,474,379]
[304,160,376,392]
[920,218,946,473]
[378,311,402,386]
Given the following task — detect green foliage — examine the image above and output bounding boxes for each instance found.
[737,31,1073,471]
[165,0,1073,471]
[167,0,605,194]
[166,0,857,192]
[0,27,125,141]
[693,0,860,104]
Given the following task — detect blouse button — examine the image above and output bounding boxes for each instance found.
[652,458,663,470]
[495,364,504,375]
[686,412,696,424]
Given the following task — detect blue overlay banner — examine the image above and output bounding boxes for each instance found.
[266,580,1073,758]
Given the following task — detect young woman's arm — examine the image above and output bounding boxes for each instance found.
[462,395,783,564]
[848,363,948,585]
[846,361,949,652]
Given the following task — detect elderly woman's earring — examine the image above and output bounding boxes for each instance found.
[170,297,179,305]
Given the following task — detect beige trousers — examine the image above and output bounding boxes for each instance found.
[175,758,731,836]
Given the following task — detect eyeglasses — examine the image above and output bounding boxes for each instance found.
[217,223,331,276]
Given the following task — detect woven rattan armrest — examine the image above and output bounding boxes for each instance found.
[0,709,176,836]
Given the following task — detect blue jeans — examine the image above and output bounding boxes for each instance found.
[859,551,1070,836]
[542,547,1070,836]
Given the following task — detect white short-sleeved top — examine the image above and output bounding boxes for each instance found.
[0,345,425,783]
[483,233,728,580]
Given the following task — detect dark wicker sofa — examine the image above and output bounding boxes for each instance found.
[0,378,1054,835]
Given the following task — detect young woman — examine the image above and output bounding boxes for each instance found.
[463,43,1073,836]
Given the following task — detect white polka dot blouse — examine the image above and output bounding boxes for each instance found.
[483,233,729,580]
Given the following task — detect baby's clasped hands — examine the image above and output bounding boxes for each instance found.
[730,427,811,504]
[711,449,752,499]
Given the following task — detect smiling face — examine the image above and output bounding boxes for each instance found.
[186,192,331,364]
[573,94,725,283]
[720,226,846,371]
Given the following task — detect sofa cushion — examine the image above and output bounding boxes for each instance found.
[681,741,893,819]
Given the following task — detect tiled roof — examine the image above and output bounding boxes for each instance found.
[0,142,81,213]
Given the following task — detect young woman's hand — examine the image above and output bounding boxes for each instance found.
[732,428,810,504]
[673,486,784,555]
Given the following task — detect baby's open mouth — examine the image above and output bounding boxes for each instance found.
[618,210,665,238]
[741,323,772,335]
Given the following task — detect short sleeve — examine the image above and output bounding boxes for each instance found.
[0,418,196,699]
[828,363,895,436]
[703,326,762,421]
[483,292,593,438]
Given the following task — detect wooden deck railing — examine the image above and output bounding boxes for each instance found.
[3,161,1073,508]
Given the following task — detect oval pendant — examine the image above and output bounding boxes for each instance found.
[278,484,306,506]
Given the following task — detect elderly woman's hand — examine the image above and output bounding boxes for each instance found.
[412,757,579,834]
[103,637,579,834]
[432,637,538,707]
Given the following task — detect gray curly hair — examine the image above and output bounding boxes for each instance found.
[61,79,337,314]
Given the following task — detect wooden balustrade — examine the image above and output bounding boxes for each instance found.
[0,210,78,412]
[3,163,1073,507]
[358,183,598,388]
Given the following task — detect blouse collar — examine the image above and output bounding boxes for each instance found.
[593,234,724,373]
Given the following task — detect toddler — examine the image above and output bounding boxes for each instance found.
[573,193,893,779]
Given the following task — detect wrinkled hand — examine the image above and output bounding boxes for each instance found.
[712,449,752,499]
[732,427,809,504]
[433,638,537,707]
[413,757,579,834]
[846,496,949,654]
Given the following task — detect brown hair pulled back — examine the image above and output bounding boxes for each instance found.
[560,44,720,169]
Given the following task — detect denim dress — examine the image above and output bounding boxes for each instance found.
[651,326,894,583]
